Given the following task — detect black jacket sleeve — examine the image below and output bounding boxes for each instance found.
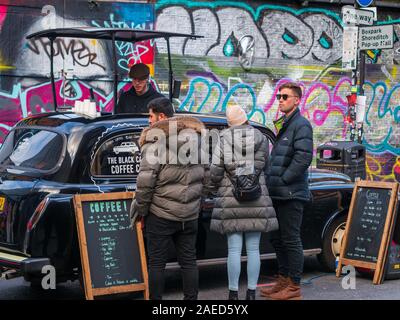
[115,92,126,114]
[281,121,313,184]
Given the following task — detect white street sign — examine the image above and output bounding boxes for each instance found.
[359,25,394,50]
[342,6,374,25]
[342,26,359,70]
[362,7,377,21]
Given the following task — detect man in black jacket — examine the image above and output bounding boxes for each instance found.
[262,82,313,300]
[114,63,165,114]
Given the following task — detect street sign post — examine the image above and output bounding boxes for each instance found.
[359,25,394,50]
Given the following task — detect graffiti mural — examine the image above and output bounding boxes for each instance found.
[155,0,400,182]
[0,0,400,183]
[0,0,154,143]
[155,1,343,65]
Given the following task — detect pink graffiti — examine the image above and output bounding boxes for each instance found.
[0,5,8,30]
[263,77,351,136]
[0,80,125,144]
[24,79,115,114]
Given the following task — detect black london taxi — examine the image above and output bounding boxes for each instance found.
[0,111,354,287]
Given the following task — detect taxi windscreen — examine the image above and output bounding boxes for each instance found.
[0,127,65,173]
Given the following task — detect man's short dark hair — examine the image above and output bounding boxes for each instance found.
[279,82,302,99]
[148,97,174,118]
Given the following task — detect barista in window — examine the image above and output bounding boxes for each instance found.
[114,63,165,114]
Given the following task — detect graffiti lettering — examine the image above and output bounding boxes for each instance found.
[27,38,106,71]
[156,4,343,64]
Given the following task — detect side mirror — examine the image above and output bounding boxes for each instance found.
[172,80,181,99]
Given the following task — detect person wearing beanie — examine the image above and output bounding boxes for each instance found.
[209,104,278,300]
[226,104,248,127]
[114,63,165,114]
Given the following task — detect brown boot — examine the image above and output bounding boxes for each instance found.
[269,278,302,300]
[260,275,289,298]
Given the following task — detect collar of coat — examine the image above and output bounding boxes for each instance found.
[274,107,300,134]
[139,115,205,147]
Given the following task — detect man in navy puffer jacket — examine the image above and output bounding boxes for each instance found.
[262,82,313,300]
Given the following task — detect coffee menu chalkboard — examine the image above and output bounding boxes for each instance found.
[344,187,391,263]
[337,181,398,285]
[73,192,148,300]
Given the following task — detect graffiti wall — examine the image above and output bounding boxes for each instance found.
[154,0,400,182]
[0,0,400,182]
[0,0,155,143]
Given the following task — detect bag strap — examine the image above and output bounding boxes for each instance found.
[225,165,262,187]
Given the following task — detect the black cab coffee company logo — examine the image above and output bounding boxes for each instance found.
[90,123,143,193]
[107,137,141,175]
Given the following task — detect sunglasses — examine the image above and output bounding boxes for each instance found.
[276,94,299,101]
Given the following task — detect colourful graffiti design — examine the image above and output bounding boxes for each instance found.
[91,13,155,72]
[156,1,343,64]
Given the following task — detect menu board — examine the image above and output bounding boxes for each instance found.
[73,192,148,300]
[344,187,391,263]
[337,181,398,285]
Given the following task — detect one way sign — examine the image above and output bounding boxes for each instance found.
[342,6,374,25]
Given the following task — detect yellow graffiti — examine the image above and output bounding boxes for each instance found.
[0,64,14,70]
[365,154,400,182]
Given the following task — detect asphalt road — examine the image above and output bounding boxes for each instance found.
[1,257,399,300]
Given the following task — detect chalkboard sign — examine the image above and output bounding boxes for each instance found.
[336,181,399,284]
[73,192,148,300]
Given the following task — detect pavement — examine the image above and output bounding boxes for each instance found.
[1,257,399,300]
[163,257,400,300]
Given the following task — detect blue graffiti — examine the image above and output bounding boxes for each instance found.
[179,77,266,124]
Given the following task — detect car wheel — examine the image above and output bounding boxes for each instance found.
[318,214,347,272]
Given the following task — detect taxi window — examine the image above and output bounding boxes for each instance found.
[0,127,65,173]
[90,133,141,178]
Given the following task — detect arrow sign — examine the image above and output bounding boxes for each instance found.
[342,6,374,25]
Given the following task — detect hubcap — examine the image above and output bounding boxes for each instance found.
[331,222,346,257]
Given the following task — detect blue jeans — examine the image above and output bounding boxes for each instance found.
[227,232,261,291]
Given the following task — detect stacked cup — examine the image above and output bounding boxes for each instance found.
[73,99,98,118]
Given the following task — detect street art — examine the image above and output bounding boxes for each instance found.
[92,13,155,72]
[0,1,154,141]
[155,1,343,65]
[0,0,400,183]
[27,37,107,71]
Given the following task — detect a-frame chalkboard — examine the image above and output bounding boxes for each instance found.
[73,192,148,300]
[336,180,399,284]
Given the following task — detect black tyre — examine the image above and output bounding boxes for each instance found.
[318,214,347,272]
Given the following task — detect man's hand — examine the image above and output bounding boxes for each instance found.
[129,199,141,229]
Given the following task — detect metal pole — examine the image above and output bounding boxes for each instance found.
[49,37,57,112]
[111,32,118,114]
[355,0,366,143]
[166,38,173,102]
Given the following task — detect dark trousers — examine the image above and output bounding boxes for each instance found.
[270,199,304,285]
[145,213,198,300]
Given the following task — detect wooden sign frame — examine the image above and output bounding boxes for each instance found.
[73,192,148,300]
[336,180,399,284]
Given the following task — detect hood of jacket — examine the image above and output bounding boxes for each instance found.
[139,115,205,147]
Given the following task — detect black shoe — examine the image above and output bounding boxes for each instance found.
[228,290,238,300]
[246,289,256,300]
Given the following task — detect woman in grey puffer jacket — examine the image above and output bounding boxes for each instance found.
[210,105,278,300]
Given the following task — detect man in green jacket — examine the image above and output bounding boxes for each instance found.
[132,97,205,300]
